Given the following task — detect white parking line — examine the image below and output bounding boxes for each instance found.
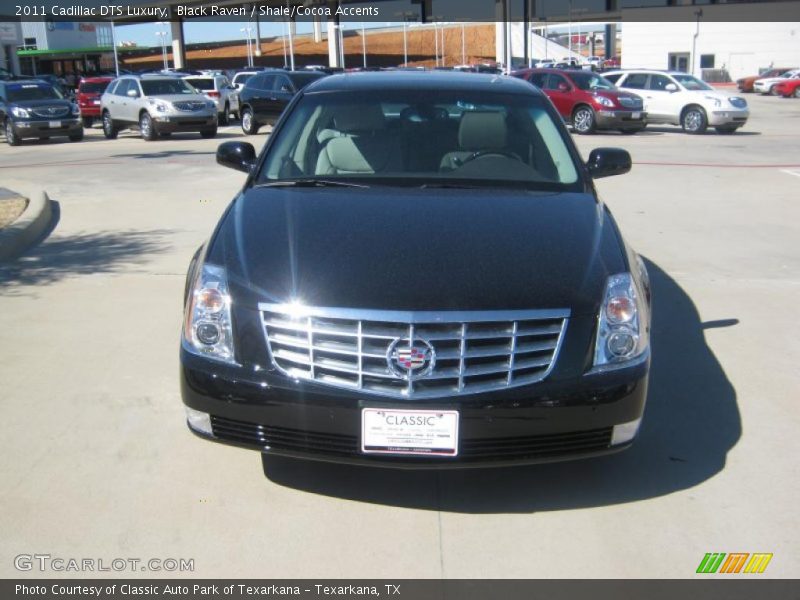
[780,169,800,178]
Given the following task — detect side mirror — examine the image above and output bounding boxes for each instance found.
[217,141,257,173]
[665,83,679,92]
[586,147,632,179]
[126,88,139,98]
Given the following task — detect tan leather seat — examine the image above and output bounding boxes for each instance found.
[440,111,509,171]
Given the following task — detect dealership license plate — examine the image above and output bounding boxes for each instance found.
[48,121,61,128]
[361,408,459,456]
[631,112,641,119]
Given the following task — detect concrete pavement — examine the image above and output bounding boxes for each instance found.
[0,94,798,578]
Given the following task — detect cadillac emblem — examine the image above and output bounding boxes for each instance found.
[387,338,435,381]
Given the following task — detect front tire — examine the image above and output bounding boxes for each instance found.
[5,120,20,146]
[241,108,260,135]
[681,106,707,134]
[572,106,596,134]
[139,112,157,141]
[102,111,118,139]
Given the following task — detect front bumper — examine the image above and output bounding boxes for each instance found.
[153,114,217,132]
[79,102,102,117]
[11,118,82,139]
[180,350,649,468]
[595,110,647,130]
[707,109,749,127]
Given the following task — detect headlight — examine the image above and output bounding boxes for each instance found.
[148,99,169,113]
[592,272,649,370]
[182,263,237,365]
[704,96,722,107]
[729,96,747,108]
[206,101,215,110]
[71,104,80,116]
[594,95,615,108]
[10,106,30,118]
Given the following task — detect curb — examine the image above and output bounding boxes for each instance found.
[0,190,52,262]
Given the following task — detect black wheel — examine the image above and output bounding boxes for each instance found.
[681,106,707,134]
[241,108,260,135]
[69,130,84,142]
[769,85,778,96]
[218,102,229,126]
[139,112,157,141]
[5,120,21,146]
[572,105,596,134]
[81,117,94,128]
[200,127,218,139]
[715,125,738,135]
[102,111,118,139]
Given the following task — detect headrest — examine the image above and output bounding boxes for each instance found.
[333,104,386,133]
[325,137,379,173]
[458,111,507,151]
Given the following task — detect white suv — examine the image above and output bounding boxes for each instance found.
[753,69,800,95]
[604,70,749,134]
[100,75,217,141]
[183,73,239,125]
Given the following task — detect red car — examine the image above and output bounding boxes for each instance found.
[774,78,800,98]
[77,76,113,127]
[511,68,646,134]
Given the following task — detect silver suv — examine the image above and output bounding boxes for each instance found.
[183,73,239,125]
[100,75,218,141]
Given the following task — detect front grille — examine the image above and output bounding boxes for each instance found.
[173,101,207,112]
[460,427,613,459]
[31,106,70,118]
[259,304,568,399]
[618,96,643,109]
[210,416,611,461]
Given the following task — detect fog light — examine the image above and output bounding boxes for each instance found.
[196,321,220,345]
[611,418,641,445]
[185,407,213,435]
[607,329,636,357]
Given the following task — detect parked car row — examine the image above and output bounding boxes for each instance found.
[752,69,800,97]
[736,68,800,96]
[512,68,749,135]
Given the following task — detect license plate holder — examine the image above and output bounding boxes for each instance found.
[361,408,459,457]
[631,111,641,119]
[48,120,61,128]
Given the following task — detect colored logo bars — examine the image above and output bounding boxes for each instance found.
[696,553,773,574]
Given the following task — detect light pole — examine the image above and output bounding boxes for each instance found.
[692,9,703,76]
[281,21,287,68]
[240,26,253,67]
[396,11,415,67]
[461,23,466,65]
[361,22,367,69]
[111,20,119,77]
[155,22,170,71]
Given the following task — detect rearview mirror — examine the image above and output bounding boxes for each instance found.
[665,83,679,92]
[217,141,257,173]
[586,148,632,179]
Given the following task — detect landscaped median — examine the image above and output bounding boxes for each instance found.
[0,188,52,261]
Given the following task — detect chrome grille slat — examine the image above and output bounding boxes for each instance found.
[260,304,568,399]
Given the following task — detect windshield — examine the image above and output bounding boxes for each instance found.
[672,74,713,91]
[7,83,63,102]
[233,73,254,85]
[288,72,327,89]
[185,78,214,90]
[570,72,616,91]
[258,89,580,190]
[140,79,196,96]
[79,81,109,94]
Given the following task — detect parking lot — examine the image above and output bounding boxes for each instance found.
[0,92,798,578]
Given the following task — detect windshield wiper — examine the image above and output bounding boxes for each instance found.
[418,182,483,189]
[254,179,369,189]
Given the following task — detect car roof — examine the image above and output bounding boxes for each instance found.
[304,71,542,96]
[80,76,113,83]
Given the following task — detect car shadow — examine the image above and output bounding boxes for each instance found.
[109,149,217,160]
[261,259,741,512]
[0,200,175,296]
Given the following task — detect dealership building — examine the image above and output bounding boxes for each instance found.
[621,21,800,81]
[15,21,115,76]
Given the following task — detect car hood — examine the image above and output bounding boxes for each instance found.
[158,94,211,104]
[212,187,627,315]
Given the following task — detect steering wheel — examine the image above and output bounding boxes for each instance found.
[456,150,522,167]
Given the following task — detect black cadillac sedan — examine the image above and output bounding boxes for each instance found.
[181,72,651,468]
